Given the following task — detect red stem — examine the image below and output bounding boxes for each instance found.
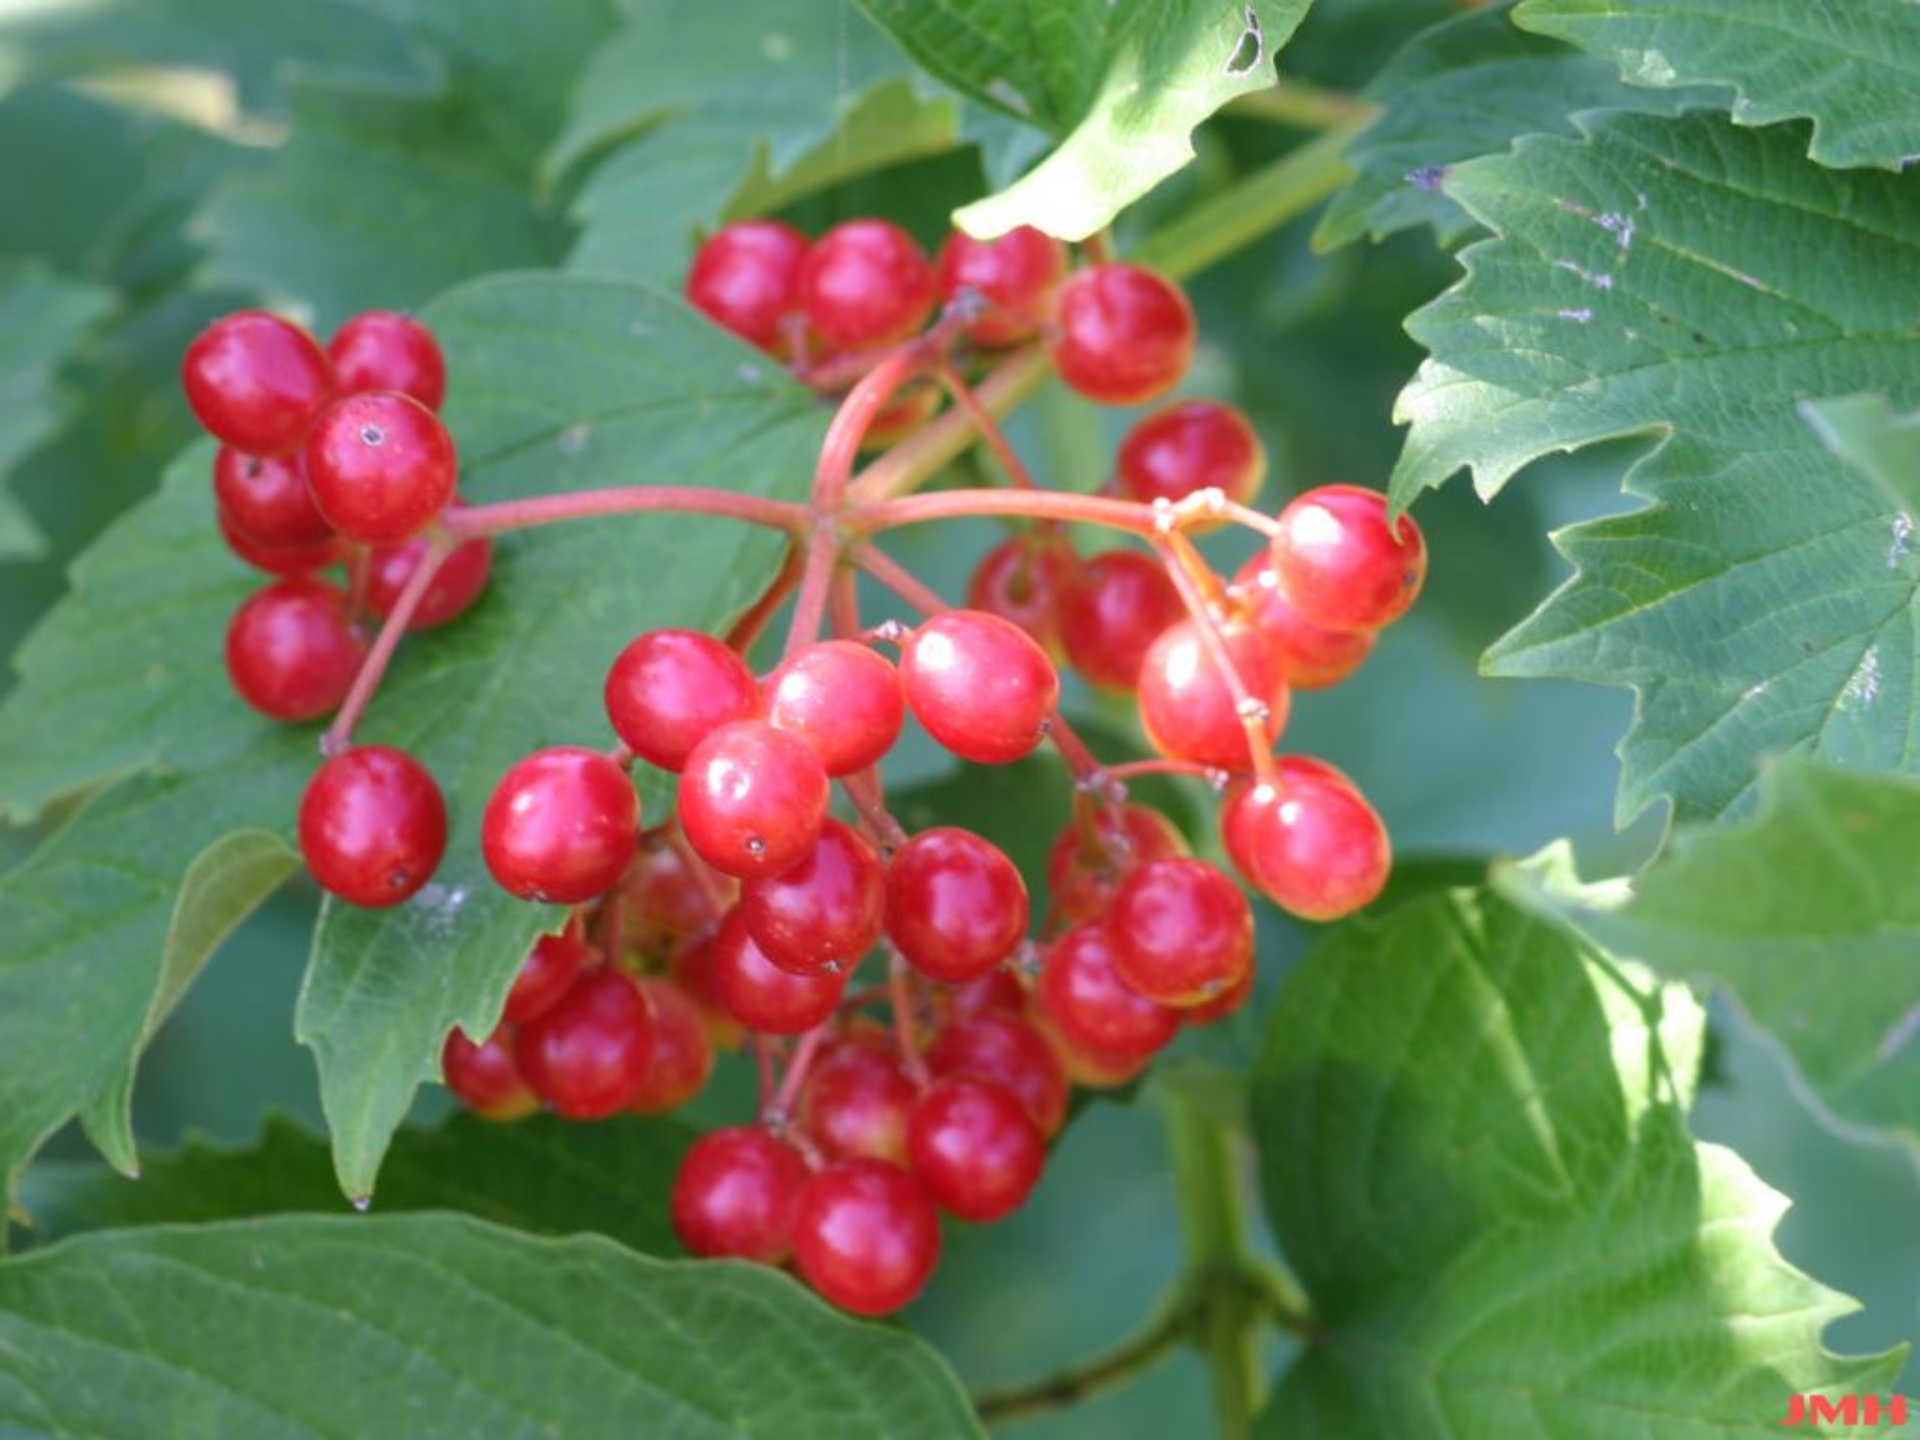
[769,1028,829,1120]
[1103,759,1230,786]
[890,951,928,1079]
[321,534,452,756]
[726,542,804,653]
[783,533,839,656]
[935,361,1037,491]
[443,487,808,540]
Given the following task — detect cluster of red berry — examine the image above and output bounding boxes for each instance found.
[179,206,1427,1319]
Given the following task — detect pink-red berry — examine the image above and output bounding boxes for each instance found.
[365,533,493,630]
[182,310,334,455]
[1221,758,1391,920]
[901,609,1060,765]
[605,629,760,773]
[1114,400,1265,510]
[1058,549,1184,692]
[762,640,905,777]
[513,966,654,1119]
[1270,485,1426,632]
[685,220,811,354]
[442,1029,537,1120]
[482,747,640,904]
[739,817,885,976]
[907,1077,1046,1222]
[885,827,1029,983]
[304,391,457,544]
[799,219,937,352]
[1108,858,1254,1006]
[1047,264,1194,406]
[298,746,448,907]
[792,1159,941,1316]
[936,225,1066,346]
[328,311,447,410]
[1136,617,1290,771]
[672,1126,810,1262]
[225,577,367,721]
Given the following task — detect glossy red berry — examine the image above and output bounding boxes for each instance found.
[901,609,1060,765]
[926,1014,1068,1135]
[513,966,654,1119]
[792,1159,941,1317]
[740,818,885,975]
[225,577,367,721]
[328,311,447,410]
[685,220,811,353]
[936,225,1067,346]
[1038,921,1180,1059]
[298,746,448,907]
[614,834,733,963]
[1047,264,1194,406]
[1232,552,1374,689]
[1270,484,1427,632]
[672,1126,810,1262]
[482,747,640,904]
[1137,617,1290,771]
[709,907,847,1033]
[886,828,1028,983]
[908,1077,1046,1223]
[213,447,333,550]
[1108,858,1254,1006]
[627,977,715,1114]
[1058,549,1184,692]
[763,640,905,777]
[1043,1019,1153,1089]
[1185,964,1255,1027]
[678,719,830,879]
[1046,802,1189,924]
[1221,758,1391,920]
[441,1029,537,1120]
[965,532,1080,656]
[670,932,745,1051]
[605,629,760,773]
[365,533,493,630]
[502,931,590,1025]
[1114,400,1266,511]
[304,391,457,544]
[800,1042,917,1164]
[943,968,1029,1023]
[798,219,938,352]
[181,310,333,455]
[217,507,345,576]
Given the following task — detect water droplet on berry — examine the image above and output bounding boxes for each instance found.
[746,836,767,857]
[358,424,386,447]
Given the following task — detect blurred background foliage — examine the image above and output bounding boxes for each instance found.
[0,0,1911,1431]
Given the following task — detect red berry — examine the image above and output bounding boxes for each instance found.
[943,968,1029,1023]
[965,532,1079,656]
[1137,617,1290,770]
[298,746,448,907]
[926,1014,1068,1136]
[1047,264,1194,406]
[709,907,847,1033]
[936,225,1066,346]
[328,311,447,410]
[1108,858,1253,1006]
[763,640,905,777]
[1038,921,1180,1059]
[1058,549,1184,692]
[627,977,715,1114]
[740,818,885,975]
[217,507,345,576]
[604,629,759,773]
[502,932,590,1025]
[886,828,1028,984]
[800,1042,917,1164]
[182,310,333,455]
[798,219,937,352]
[305,391,457,544]
[685,220,811,353]
[678,719,829,879]
[613,833,733,963]
[225,577,367,721]
[1042,1019,1152,1089]
[901,609,1060,765]
[365,533,493,631]
[1114,400,1266,511]
[1185,965,1255,1026]
[1270,485,1427,632]
[792,1159,941,1316]
[1232,553,1374,689]
[669,932,745,1051]
[1046,802,1188,924]
[671,1126,809,1262]
[513,966,654,1119]
[907,1077,1045,1222]
[441,1029,537,1120]
[482,747,640,904]
[1221,759,1391,920]
[213,447,334,549]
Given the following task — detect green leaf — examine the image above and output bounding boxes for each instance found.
[20,1111,693,1253]
[0,773,302,1217]
[0,1214,982,1437]
[0,272,825,1202]
[1390,109,1920,824]
[858,0,1311,240]
[1514,0,1920,172]
[1316,6,1713,250]
[1805,393,1920,518]
[1511,761,1920,1149]
[1252,885,1907,1435]
[0,263,112,559]
[556,2,963,280]
[201,0,614,325]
